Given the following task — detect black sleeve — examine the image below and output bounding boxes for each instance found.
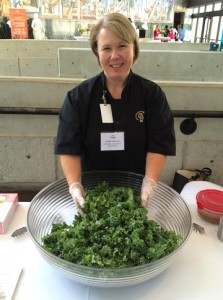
[54,74,101,156]
[54,88,83,155]
[146,84,176,156]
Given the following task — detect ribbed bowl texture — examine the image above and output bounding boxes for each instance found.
[27,171,192,287]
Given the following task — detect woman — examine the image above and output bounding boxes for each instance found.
[169,26,175,40]
[164,24,170,41]
[153,25,160,40]
[55,13,175,214]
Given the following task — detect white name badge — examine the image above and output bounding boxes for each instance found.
[101,132,125,151]
[100,104,113,123]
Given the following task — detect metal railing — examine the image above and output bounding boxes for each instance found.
[0,107,223,119]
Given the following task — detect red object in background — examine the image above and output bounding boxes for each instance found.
[196,189,223,223]
[197,189,223,212]
[9,8,28,39]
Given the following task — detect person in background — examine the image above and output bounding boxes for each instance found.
[177,24,184,41]
[0,17,11,39]
[163,24,170,42]
[164,24,170,37]
[55,13,176,214]
[27,18,34,39]
[174,26,179,41]
[153,25,160,40]
[169,26,175,40]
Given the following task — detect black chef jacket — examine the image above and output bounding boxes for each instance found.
[55,71,176,175]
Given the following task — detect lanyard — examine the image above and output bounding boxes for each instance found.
[101,90,107,105]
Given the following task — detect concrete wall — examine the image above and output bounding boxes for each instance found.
[0,40,210,58]
[0,40,222,192]
[58,48,223,81]
[0,40,213,78]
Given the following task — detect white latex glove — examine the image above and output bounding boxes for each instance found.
[141,176,156,208]
[69,182,85,216]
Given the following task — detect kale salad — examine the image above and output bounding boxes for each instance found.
[42,182,181,268]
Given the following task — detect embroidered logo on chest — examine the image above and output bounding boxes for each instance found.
[135,111,145,123]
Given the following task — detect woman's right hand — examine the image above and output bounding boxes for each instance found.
[69,182,85,216]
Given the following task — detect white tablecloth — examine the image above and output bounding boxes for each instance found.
[1,181,223,300]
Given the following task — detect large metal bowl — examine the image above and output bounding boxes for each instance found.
[27,171,192,287]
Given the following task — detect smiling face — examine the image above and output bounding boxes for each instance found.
[97,28,134,85]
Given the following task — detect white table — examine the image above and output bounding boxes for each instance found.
[1,181,223,300]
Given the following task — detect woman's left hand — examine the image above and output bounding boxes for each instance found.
[141,176,156,208]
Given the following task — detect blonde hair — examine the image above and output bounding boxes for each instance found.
[90,13,139,64]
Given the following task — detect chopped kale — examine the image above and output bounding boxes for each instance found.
[42,182,181,268]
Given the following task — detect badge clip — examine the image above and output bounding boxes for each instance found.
[102,90,107,105]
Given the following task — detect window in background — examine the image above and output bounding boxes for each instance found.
[214,2,222,11]
[206,4,213,12]
[196,17,203,42]
[199,6,205,13]
[203,17,210,43]
[185,8,193,25]
[217,17,223,41]
[210,16,220,41]
[191,18,198,42]
[193,7,198,14]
